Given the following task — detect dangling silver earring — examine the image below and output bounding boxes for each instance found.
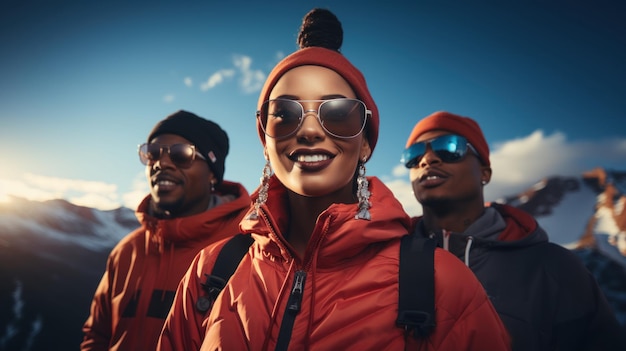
[355,157,371,220]
[247,158,272,220]
[481,180,487,185]
[210,180,216,192]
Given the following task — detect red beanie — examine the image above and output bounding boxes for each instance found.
[405,111,490,166]
[256,47,379,157]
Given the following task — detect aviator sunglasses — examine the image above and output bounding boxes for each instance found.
[138,143,206,168]
[257,98,371,139]
[401,134,479,168]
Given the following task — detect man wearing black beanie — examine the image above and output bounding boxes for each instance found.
[81,110,251,351]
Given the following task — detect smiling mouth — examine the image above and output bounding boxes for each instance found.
[294,154,330,162]
[423,175,441,181]
[156,179,177,187]
[152,176,181,192]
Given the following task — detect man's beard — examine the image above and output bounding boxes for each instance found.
[151,198,184,218]
[420,196,459,217]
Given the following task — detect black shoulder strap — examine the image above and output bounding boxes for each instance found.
[396,233,436,338]
[196,233,254,312]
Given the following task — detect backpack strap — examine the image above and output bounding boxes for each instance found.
[396,233,436,338]
[196,233,254,312]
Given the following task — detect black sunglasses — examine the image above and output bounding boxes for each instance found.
[400,134,478,168]
[138,143,206,168]
[257,98,371,139]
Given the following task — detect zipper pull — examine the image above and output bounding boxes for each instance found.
[275,270,307,350]
[287,270,307,312]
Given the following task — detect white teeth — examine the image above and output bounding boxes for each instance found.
[157,180,176,186]
[426,175,440,180]
[296,154,329,162]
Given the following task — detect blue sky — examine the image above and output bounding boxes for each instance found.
[1,0,625,216]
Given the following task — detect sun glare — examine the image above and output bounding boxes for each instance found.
[0,177,56,206]
[0,193,11,204]
[0,180,13,205]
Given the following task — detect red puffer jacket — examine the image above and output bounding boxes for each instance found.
[81,181,250,351]
[160,176,510,351]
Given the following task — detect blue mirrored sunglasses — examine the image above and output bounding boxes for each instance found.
[400,134,478,168]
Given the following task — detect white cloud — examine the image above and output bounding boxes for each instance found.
[184,77,193,87]
[163,94,175,103]
[196,55,266,94]
[122,172,149,210]
[392,164,408,177]
[385,178,422,217]
[233,55,265,94]
[200,69,235,91]
[0,178,61,203]
[385,131,626,217]
[23,173,117,194]
[234,55,252,70]
[0,171,149,211]
[490,130,574,184]
[486,130,626,201]
[0,173,121,210]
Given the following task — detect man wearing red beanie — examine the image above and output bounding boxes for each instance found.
[403,110,625,350]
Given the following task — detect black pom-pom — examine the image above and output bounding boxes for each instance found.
[297,8,343,52]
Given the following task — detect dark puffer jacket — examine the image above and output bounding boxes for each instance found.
[412,203,625,351]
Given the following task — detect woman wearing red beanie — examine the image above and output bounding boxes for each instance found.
[159,9,510,351]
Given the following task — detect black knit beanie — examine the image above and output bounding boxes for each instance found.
[147,110,229,184]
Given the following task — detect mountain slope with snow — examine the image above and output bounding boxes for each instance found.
[0,198,139,351]
[498,168,626,266]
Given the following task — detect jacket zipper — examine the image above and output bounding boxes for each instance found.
[274,270,307,351]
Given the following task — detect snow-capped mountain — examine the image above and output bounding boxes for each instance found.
[0,168,625,350]
[0,197,139,351]
[498,167,626,265]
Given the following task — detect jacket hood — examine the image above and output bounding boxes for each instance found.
[240,175,412,267]
[414,203,546,246]
[413,203,548,265]
[490,202,546,245]
[135,180,251,250]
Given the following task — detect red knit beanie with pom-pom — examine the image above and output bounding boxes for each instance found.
[256,9,379,158]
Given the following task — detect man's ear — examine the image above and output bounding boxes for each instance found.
[481,166,492,185]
